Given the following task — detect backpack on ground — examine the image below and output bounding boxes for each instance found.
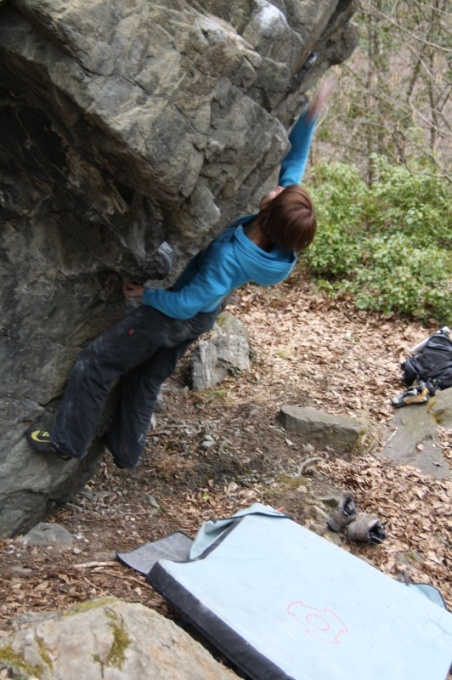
[402,329,452,390]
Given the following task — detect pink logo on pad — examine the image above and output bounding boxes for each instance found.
[287,602,348,644]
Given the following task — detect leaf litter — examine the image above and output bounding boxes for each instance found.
[0,272,450,646]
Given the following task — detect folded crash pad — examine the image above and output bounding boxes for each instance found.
[147,504,452,680]
[117,532,193,575]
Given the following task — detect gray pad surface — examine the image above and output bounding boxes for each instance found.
[117,532,193,575]
[147,509,452,680]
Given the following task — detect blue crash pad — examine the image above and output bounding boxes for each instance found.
[147,504,452,680]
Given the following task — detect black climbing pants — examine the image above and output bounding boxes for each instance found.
[51,304,219,469]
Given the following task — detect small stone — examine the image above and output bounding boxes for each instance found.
[319,494,342,508]
[19,523,74,546]
[310,505,330,522]
[10,566,33,576]
[145,494,160,510]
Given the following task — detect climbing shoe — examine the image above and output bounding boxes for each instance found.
[26,429,72,460]
[391,381,431,408]
[326,492,357,532]
[347,515,386,544]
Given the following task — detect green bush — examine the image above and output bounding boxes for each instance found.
[366,156,452,249]
[305,159,452,324]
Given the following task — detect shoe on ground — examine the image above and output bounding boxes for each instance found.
[347,514,386,544]
[26,429,72,460]
[326,492,357,532]
[391,382,430,408]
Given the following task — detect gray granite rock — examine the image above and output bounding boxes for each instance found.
[279,404,365,456]
[378,387,452,479]
[0,599,238,679]
[18,521,74,546]
[0,0,359,536]
[191,312,250,389]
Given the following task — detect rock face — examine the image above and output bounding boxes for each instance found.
[0,0,359,537]
[0,599,238,679]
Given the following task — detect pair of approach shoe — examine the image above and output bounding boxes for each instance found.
[326,492,386,545]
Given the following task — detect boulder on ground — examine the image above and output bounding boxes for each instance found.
[0,599,238,680]
[279,404,365,456]
[191,312,251,390]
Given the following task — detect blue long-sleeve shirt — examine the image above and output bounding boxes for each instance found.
[142,109,316,319]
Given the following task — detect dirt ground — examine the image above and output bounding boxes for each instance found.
[1,273,451,656]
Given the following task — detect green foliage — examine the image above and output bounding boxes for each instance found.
[305,159,452,324]
[366,156,452,249]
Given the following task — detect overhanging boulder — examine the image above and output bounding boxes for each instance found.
[0,0,359,536]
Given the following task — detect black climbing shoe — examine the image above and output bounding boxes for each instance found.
[26,429,72,460]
